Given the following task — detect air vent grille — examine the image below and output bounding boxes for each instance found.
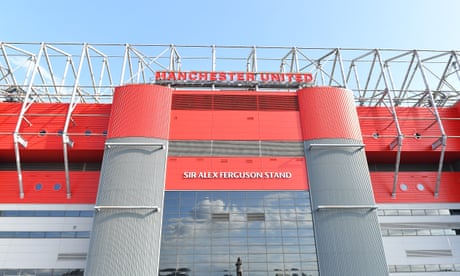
[406,249,452,257]
[247,213,266,221]
[57,253,87,260]
[172,94,298,111]
[211,213,230,221]
[172,94,212,110]
[259,95,298,110]
[168,140,305,157]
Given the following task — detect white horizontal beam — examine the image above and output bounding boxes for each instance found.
[94,206,160,212]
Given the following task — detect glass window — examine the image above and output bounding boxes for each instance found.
[410,264,426,272]
[2,210,18,216]
[15,232,30,238]
[450,209,460,215]
[425,264,440,272]
[76,231,91,238]
[80,210,95,217]
[416,229,431,236]
[49,210,65,216]
[29,232,46,238]
[439,209,451,215]
[60,232,76,238]
[45,232,60,238]
[411,209,426,216]
[17,210,34,217]
[425,209,440,216]
[65,211,80,217]
[159,191,318,276]
[384,210,398,216]
[0,232,15,238]
[439,264,454,272]
[398,209,412,216]
[395,265,411,272]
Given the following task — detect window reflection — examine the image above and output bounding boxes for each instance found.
[159,191,319,276]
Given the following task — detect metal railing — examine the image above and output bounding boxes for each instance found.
[0,43,458,106]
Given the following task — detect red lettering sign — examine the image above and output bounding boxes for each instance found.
[155,71,314,86]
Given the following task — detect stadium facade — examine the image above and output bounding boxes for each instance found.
[0,43,459,276]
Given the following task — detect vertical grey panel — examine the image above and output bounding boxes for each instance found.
[85,137,167,276]
[305,138,388,276]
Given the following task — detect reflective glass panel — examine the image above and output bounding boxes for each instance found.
[159,191,319,276]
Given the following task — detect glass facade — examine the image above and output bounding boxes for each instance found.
[159,191,319,276]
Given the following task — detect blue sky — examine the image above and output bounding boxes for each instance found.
[2,0,459,49]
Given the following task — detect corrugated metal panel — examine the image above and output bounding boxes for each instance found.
[86,136,167,275]
[108,84,172,139]
[91,83,172,276]
[298,87,362,140]
[305,138,388,276]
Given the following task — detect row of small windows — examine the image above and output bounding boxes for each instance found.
[388,264,460,273]
[377,208,458,216]
[381,228,459,236]
[0,268,83,276]
[0,210,94,217]
[36,129,106,136]
[0,231,90,239]
[159,267,318,276]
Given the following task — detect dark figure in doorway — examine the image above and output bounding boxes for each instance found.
[235,257,243,276]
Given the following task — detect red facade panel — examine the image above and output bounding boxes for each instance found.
[298,87,362,141]
[258,111,302,140]
[170,110,213,139]
[166,157,308,190]
[108,84,172,139]
[211,111,260,140]
[0,103,110,162]
[3,170,460,203]
[0,171,99,203]
[169,89,302,141]
[170,110,302,140]
[0,88,459,204]
[371,172,460,203]
[358,106,460,163]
